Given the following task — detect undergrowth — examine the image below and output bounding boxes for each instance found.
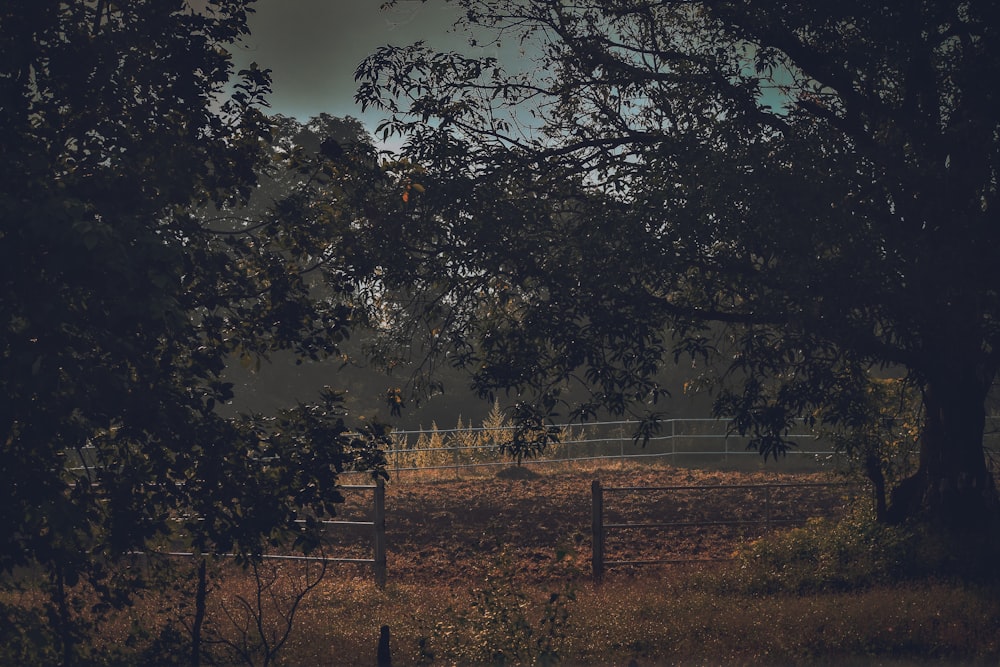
[6,461,1000,665]
[726,507,1000,594]
[415,544,577,666]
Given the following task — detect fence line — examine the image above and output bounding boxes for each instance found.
[385,416,1000,476]
[136,479,387,588]
[590,479,854,582]
[386,417,839,475]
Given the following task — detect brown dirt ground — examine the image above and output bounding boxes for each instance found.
[331,461,858,585]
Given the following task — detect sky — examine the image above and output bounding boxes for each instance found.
[232,1,478,135]
[232,2,788,148]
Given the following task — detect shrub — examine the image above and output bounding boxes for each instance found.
[0,601,59,666]
[727,509,958,594]
[419,545,576,665]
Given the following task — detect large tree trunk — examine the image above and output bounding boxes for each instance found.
[886,369,998,528]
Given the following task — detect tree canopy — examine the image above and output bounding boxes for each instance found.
[1,2,391,658]
[357,0,1000,527]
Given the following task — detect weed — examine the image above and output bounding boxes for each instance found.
[723,505,989,594]
[418,544,576,665]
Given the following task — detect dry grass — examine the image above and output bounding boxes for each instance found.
[6,460,1000,665]
[158,463,1000,663]
[202,565,1000,666]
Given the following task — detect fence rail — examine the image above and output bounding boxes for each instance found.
[135,479,387,588]
[590,479,855,582]
[384,416,1000,476]
[386,418,838,475]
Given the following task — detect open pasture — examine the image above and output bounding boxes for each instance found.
[49,460,998,666]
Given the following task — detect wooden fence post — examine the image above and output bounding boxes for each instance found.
[377,624,392,667]
[374,478,387,589]
[591,479,604,584]
[764,484,771,531]
[671,419,676,461]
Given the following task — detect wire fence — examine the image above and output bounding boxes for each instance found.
[381,416,1000,477]
[384,418,834,474]
[129,481,388,587]
[590,479,858,580]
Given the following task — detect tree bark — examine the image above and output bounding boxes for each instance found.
[886,369,998,528]
[864,452,888,522]
[191,558,208,667]
[54,567,74,667]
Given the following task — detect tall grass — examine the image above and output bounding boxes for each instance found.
[6,450,1000,665]
[256,559,1000,666]
[385,402,588,473]
[5,539,999,665]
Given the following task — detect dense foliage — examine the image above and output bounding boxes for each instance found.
[0,2,390,661]
[357,0,1000,526]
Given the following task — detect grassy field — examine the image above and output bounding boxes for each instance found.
[273,572,1000,666]
[6,460,1000,665]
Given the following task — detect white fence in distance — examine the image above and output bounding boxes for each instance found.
[383,416,1000,475]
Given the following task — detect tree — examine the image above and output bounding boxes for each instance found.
[1,2,387,660]
[356,0,1000,529]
